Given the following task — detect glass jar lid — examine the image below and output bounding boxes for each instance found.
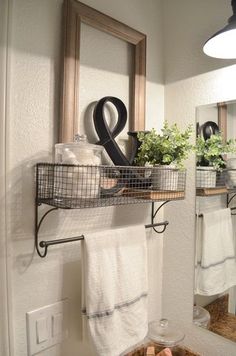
[55,134,104,165]
[148,319,185,347]
[55,134,103,152]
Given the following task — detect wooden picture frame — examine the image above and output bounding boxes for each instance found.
[60,0,146,142]
[217,102,227,143]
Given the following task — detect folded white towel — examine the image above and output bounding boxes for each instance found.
[81,225,148,356]
[195,208,236,295]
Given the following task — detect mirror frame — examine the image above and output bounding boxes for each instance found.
[60,0,147,142]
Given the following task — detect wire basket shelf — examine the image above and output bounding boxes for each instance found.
[36,163,186,209]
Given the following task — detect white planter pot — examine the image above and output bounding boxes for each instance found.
[226,170,236,187]
[152,165,179,191]
[226,158,236,187]
[196,167,216,188]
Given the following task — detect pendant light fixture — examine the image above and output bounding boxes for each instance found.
[203,0,236,59]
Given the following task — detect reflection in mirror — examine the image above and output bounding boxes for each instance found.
[194,100,236,343]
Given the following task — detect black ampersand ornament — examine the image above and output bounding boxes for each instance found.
[93,96,130,166]
[93,96,151,189]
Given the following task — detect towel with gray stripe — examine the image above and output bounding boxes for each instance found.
[81,225,148,356]
[195,208,236,296]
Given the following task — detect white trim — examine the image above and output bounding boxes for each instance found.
[0,0,11,355]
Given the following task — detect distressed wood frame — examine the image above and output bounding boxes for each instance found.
[60,0,146,142]
[217,102,227,143]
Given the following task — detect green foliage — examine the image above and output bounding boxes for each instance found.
[196,134,236,171]
[135,121,193,168]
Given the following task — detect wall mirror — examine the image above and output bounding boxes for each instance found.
[194,100,236,343]
[60,0,146,144]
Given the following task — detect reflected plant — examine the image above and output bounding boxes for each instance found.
[196,134,236,171]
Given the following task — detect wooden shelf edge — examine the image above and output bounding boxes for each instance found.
[123,188,185,200]
[196,187,228,196]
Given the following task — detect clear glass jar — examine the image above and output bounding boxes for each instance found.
[55,134,103,165]
[54,135,104,199]
[193,306,210,329]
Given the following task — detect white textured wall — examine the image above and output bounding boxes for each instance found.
[6,0,164,355]
[163,0,236,84]
[164,65,236,356]
[79,22,132,159]
[227,103,236,144]
[6,1,236,356]
[80,0,164,132]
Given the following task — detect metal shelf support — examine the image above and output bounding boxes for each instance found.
[35,202,169,258]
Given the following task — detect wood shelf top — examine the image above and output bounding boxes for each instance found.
[196,187,236,197]
[196,187,228,196]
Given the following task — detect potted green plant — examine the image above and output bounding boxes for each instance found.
[196,134,236,188]
[135,121,193,190]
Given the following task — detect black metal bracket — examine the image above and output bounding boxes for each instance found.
[35,202,169,258]
[227,191,236,215]
[35,203,85,258]
[227,192,236,206]
[151,201,169,233]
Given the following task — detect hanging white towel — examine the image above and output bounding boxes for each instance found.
[81,225,148,356]
[195,208,236,296]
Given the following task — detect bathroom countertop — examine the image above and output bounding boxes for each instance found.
[124,342,201,356]
[208,313,236,342]
[205,294,236,343]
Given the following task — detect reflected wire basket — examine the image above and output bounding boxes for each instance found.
[36,163,186,209]
[196,167,226,189]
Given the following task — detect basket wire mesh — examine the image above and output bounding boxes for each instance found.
[196,167,228,189]
[36,163,186,209]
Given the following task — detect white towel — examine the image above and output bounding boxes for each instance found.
[81,225,148,356]
[195,208,236,295]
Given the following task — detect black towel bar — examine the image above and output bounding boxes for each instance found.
[197,207,235,218]
[37,221,169,258]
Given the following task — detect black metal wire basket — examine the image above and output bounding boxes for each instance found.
[36,163,186,209]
